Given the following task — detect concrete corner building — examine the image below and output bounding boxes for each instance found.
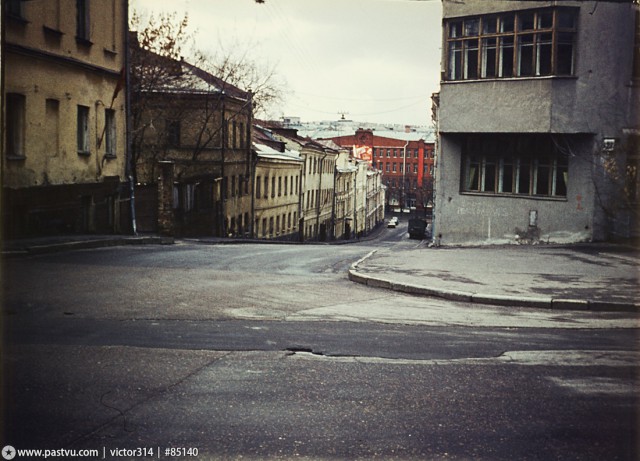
[3,0,130,237]
[435,0,639,245]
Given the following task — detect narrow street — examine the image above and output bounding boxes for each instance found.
[2,226,639,460]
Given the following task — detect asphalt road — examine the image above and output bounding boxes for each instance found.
[2,225,639,460]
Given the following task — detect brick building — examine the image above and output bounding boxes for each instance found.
[322,129,435,213]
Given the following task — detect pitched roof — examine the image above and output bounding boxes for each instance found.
[134,47,249,101]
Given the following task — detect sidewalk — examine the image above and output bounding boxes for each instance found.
[1,234,174,257]
[349,243,640,312]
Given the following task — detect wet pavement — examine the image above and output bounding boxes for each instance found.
[349,243,640,311]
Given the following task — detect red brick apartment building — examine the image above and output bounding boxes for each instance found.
[321,128,434,213]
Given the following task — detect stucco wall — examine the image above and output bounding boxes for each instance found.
[435,135,596,245]
[4,54,126,188]
[435,1,638,244]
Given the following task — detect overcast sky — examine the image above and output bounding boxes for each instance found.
[131,0,443,126]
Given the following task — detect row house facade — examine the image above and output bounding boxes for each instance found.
[366,168,385,233]
[270,127,339,241]
[252,125,303,240]
[322,129,435,214]
[255,127,385,242]
[3,0,130,237]
[435,0,639,245]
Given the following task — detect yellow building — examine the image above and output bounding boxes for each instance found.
[3,0,129,237]
[253,145,303,240]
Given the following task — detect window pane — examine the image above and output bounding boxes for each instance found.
[499,36,514,77]
[448,41,463,80]
[500,13,515,33]
[466,156,480,191]
[6,94,26,157]
[464,39,479,79]
[105,109,116,155]
[536,33,553,75]
[449,21,462,38]
[464,18,479,36]
[537,11,553,29]
[484,159,497,192]
[519,12,535,31]
[556,32,574,75]
[483,17,497,34]
[501,157,514,193]
[517,34,534,76]
[482,38,497,78]
[535,158,551,196]
[77,105,89,153]
[518,159,531,194]
[554,157,568,196]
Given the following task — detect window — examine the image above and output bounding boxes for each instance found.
[264,176,269,198]
[167,120,180,147]
[77,105,90,154]
[76,0,90,42]
[271,177,276,198]
[278,176,282,196]
[105,109,116,156]
[6,93,26,158]
[256,176,261,198]
[5,0,23,19]
[446,7,576,81]
[461,134,568,197]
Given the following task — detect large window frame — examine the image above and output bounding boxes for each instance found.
[461,134,568,198]
[445,7,577,81]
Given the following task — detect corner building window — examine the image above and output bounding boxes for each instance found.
[461,134,568,198]
[446,7,576,81]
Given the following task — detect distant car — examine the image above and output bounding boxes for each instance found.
[387,220,397,228]
[390,216,398,224]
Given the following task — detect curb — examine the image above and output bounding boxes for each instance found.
[348,252,640,313]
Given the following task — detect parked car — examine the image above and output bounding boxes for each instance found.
[408,218,427,239]
[387,219,397,228]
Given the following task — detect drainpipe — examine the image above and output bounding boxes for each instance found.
[402,140,409,211]
[247,92,254,238]
[316,151,327,240]
[353,167,358,239]
[124,0,137,235]
[219,101,226,237]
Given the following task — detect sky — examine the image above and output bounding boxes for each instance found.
[130,0,443,127]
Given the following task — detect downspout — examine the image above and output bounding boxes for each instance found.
[353,167,358,239]
[247,91,254,238]
[316,151,327,240]
[124,0,137,235]
[220,100,226,237]
[331,161,337,240]
[402,140,409,211]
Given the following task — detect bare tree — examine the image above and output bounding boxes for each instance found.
[129,11,285,182]
[199,38,286,119]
